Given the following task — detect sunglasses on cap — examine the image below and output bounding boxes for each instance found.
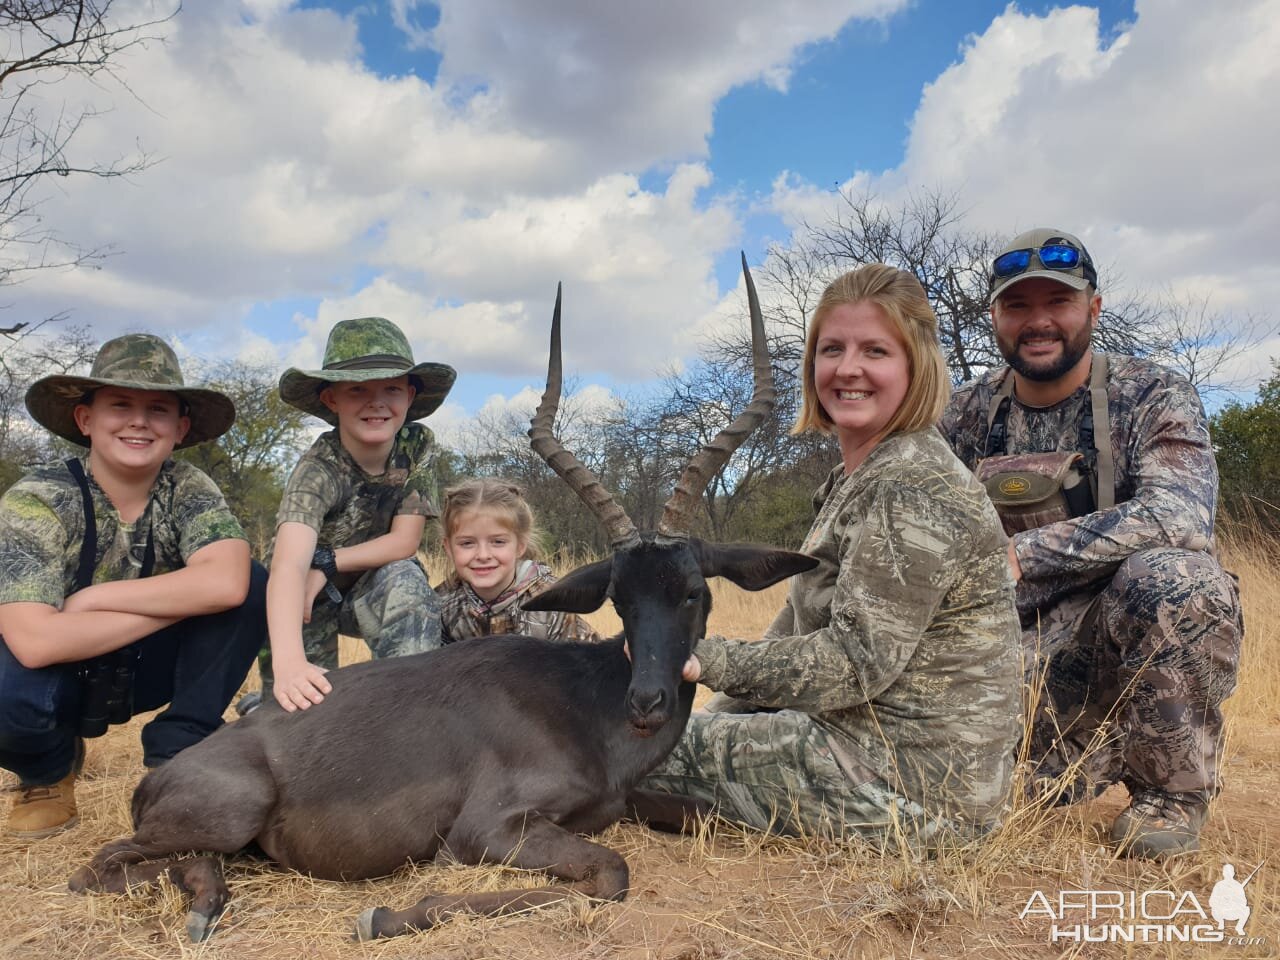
[990,242,1097,288]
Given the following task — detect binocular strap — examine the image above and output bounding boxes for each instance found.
[64,458,156,592]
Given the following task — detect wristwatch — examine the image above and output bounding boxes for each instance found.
[310,546,343,603]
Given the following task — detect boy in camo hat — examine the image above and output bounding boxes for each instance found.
[253,316,455,714]
[0,334,267,839]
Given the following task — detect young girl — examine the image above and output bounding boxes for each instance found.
[436,479,600,644]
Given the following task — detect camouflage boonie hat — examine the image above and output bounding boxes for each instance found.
[25,334,236,448]
[279,317,456,425]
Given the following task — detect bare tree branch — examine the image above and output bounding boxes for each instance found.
[1143,293,1272,395]
[0,1,176,330]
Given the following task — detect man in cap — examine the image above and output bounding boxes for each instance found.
[0,334,267,839]
[941,228,1243,857]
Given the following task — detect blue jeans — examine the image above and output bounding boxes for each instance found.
[0,562,267,785]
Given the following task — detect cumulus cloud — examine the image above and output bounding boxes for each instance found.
[8,0,907,398]
[419,0,905,174]
[769,0,1280,384]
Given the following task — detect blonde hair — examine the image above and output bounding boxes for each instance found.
[793,263,950,438]
[440,478,545,564]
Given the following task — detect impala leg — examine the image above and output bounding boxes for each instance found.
[625,788,714,834]
[166,856,230,943]
[71,837,232,942]
[355,813,629,941]
[69,848,175,894]
[69,836,179,893]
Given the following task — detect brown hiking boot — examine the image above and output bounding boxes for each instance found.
[1110,788,1208,858]
[8,770,79,839]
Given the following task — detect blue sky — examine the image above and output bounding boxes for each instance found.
[8,0,1276,440]
[709,1,1136,191]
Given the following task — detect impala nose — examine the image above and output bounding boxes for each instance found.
[627,688,667,730]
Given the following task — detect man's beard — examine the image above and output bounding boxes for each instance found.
[997,325,1093,382]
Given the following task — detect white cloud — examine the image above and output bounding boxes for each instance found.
[420,0,906,173]
[7,0,906,399]
[420,399,473,450]
[768,0,1280,385]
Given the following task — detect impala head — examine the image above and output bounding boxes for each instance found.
[525,255,818,735]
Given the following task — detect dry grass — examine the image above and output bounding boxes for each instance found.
[2,541,1277,959]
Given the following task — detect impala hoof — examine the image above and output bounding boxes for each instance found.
[68,866,97,893]
[186,908,218,943]
[355,906,388,941]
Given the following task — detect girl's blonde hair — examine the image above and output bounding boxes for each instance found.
[440,478,545,563]
[793,263,950,438]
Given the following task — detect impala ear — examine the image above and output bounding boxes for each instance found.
[690,539,818,592]
[522,558,613,613]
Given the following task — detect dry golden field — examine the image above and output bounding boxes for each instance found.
[2,539,1277,960]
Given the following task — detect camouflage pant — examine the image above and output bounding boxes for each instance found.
[639,708,955,845]
[260,559,442,695]
[1026,548,1242,801]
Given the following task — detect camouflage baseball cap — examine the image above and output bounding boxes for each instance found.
[988,227,1098,304]
[278,316,456,425]
[25,333,236,448]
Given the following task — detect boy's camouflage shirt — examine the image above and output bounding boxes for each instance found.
[694,429,1023,826]
[940,353,1218,617]
[436,559,600,644]
[274,423,438,579]
[0,455,246,608]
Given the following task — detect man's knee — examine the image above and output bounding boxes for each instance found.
[1107,548,1239,630]
[1104,548,1241,705]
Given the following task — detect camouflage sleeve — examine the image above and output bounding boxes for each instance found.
[697,482,968,712]
[397,427,440,520]
[1014,376,1216,607]
[0,483,68,607]
[170,465,247,560]
[276,454,342,532]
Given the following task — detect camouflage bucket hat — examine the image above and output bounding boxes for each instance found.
[25,334,236,448]
[278,316,456,425]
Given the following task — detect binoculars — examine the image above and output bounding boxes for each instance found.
[77,648,138,739]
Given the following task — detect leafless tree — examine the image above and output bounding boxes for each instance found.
[0,323,96,490]
[450,381,641,556]
[802,188,1002,381]
[1,1,175,314]
[1144,293,1272,396]
[654,361,769,540]
[175,358,312,555]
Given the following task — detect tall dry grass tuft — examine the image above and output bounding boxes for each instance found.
[1219,532,1280,726]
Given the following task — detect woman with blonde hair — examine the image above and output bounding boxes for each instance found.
[640,263,1021,844]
